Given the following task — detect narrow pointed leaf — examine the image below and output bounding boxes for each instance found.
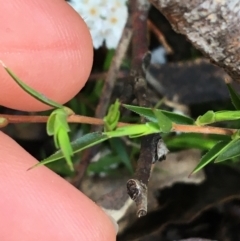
[161,110,194,124]
[1,63,63,109]
[28,132,109,170]
[129,122,160,138]
[57,128,74,170]
[153,109,172,133]
[215,138,240,163]
[105,124,148,138]
[105,122,160,138]
[226,83,240,110]
[191,140,229,174]
[123,104,194,124]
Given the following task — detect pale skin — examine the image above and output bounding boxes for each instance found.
[0,0,116,240]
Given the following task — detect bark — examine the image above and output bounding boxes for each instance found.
[149,0,240,82]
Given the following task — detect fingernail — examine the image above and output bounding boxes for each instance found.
[102,208,119,234]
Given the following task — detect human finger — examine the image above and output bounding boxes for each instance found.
[0,131,117,240]
[0,0,93,111]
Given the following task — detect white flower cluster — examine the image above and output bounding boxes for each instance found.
[68,0,128,49]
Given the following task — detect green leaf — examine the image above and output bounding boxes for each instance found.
[47,108,70,136]
[57,127,74,170]
[226,83,240,110]
[47,108,70,146]
[104,99,120,131]
[214,110,240,122]
[46,113,56,135]
[215,138,240,163]
[195,111,215,126]
[129,122,160,138]
[29,108,74,170]
[153,109,172,133]
[165,133,230,150]
[1,62,63,109]
[160,111,194,124]
[105,122,160,138]
[54,111,70,132]
[28,132,109,170]
[45,108,74,169]
[191,140,230,174]
[196,110,240,125]
[105,125,145,138]
[110,139,133,173]
[123,104,194,124]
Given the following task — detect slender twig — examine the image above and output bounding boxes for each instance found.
[0,114,127,126]
[1,114,236,136]
[94,18,132,122]
[147,19,173,54]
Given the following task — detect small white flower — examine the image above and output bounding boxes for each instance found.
[104,6,128,48]
[68,0,129,49]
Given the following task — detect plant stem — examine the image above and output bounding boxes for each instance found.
[1,114,237,136]
[172,124,236,136]
[0,114,128,126]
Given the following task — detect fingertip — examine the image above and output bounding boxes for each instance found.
[0,131,115,240]
[0,0,93,111]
